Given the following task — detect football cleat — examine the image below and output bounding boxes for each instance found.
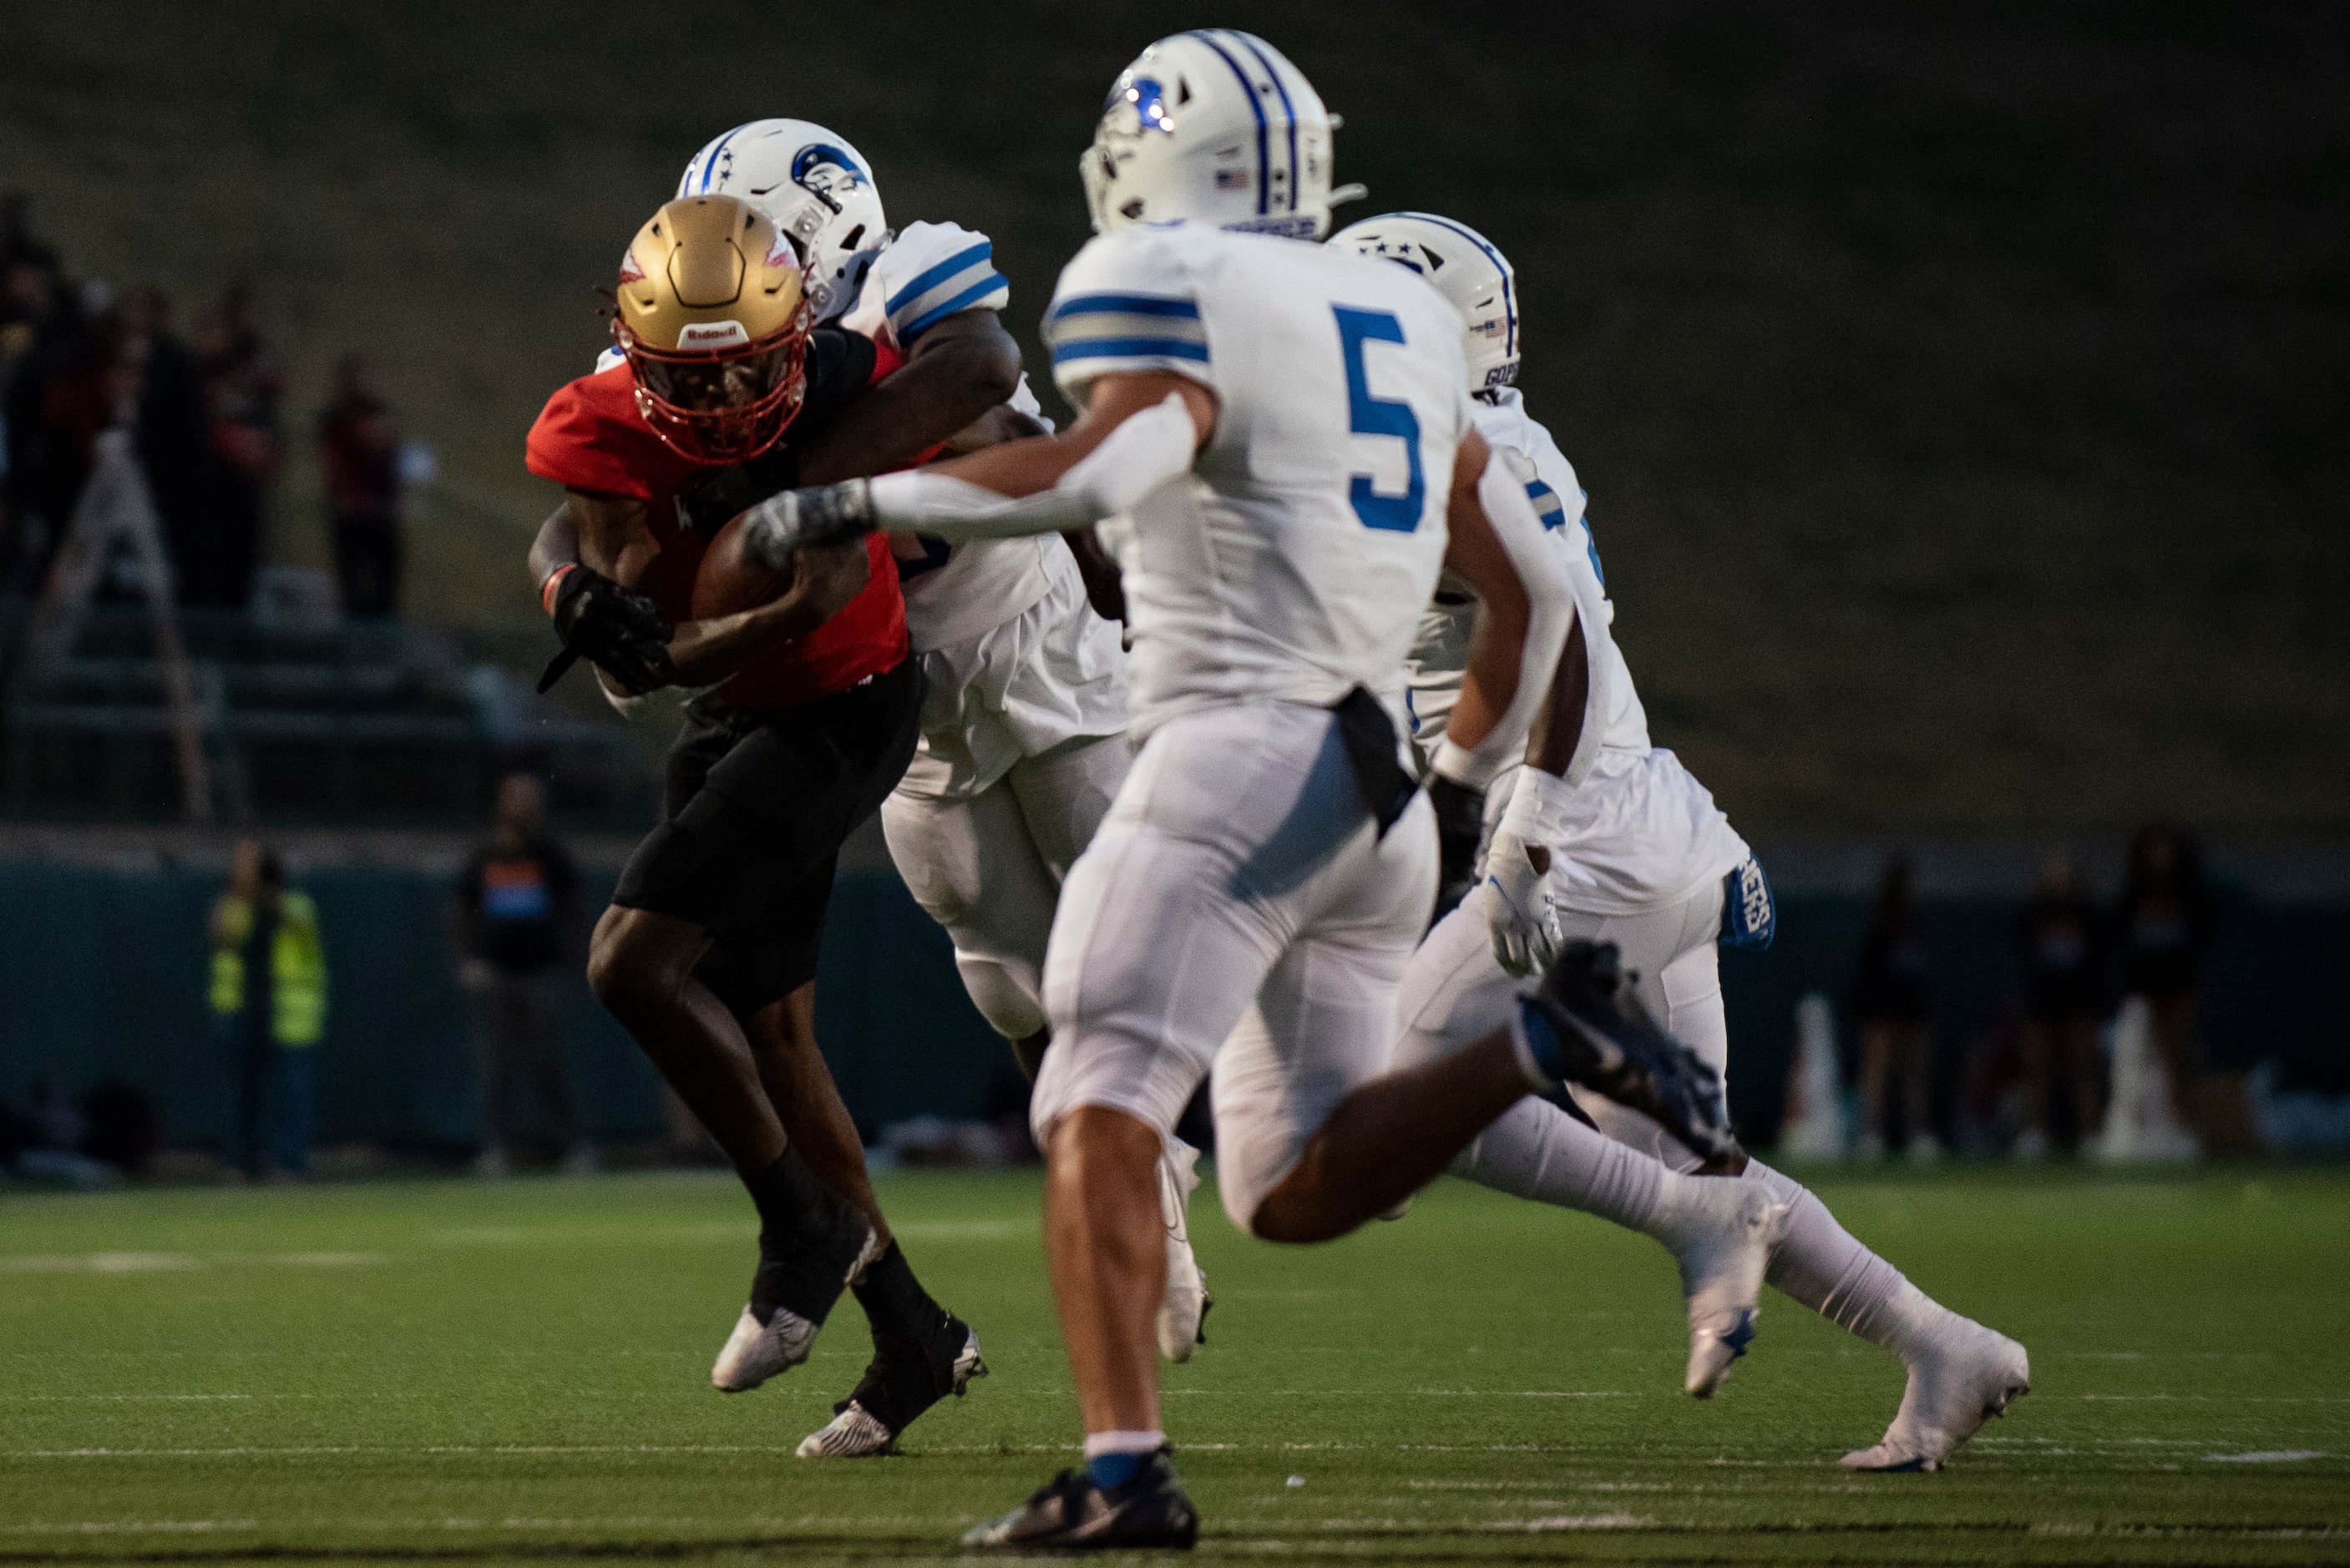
[711,1225,884,1393]
[712,1302,816,1393]
[796,1318,986,1458]
[1653,1176,1787,1398]
[1157,1139,1212,1363]
[1841,1322,2031,1472]
[1519,941,1740,1163]
[964,1447,1200,1551]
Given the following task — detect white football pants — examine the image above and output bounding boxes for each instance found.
[1033,701,1436,1234]
[1394,876,1728,1168]
[881,731,1132,1043]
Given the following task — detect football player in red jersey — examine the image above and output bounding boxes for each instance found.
[524,194,1019,1452]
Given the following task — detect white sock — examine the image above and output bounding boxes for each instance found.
[1083,1429,1167,1460]
[1740,1158,1952,1361]
[1452,1096,1669,1233]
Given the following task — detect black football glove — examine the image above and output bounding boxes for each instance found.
[1518,940,1741,1163]
[1426,774,1486,928]
[676,444,801,539]
[536,564,675,695]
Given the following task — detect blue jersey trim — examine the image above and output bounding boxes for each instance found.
[1051,336,1213,363]
[1049,293,1202,321]
[1187,30,1269,216]
[885,240,994,317]
[899,274,1009,342]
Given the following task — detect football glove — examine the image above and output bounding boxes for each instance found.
[537,564,674,695]
[1520,941,1740,1162]
[1426,775,1486,928]
[1483,825,1560,978]
[740,479,877,569]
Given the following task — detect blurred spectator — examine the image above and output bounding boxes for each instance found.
[0,192,62,278]
[2,263,103,591]
[209,840,327,1181]
[1850,853,1939,1162]
[2013,850,2105,1158]
[191,281,280,608]
[316,355,403,618]
[2114,823,2257,1155]
[109,287,219,600]
[455,775,591,1177]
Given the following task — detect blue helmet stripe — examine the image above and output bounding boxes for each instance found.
[1186,30,1269,216]
[1400,210,1517,362]
[1225,32,1300,213]
[697,124,750,194]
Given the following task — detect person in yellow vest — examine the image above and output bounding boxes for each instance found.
[209,839,327,1180]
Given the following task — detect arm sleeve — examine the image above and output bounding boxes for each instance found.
[843,221,1010,348]
[1043,232,1213,402]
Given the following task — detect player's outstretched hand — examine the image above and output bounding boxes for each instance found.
[1482,827,1559,975]
[1520,941,1740,1162]
[741,479,878,568]
[541,564,674,694]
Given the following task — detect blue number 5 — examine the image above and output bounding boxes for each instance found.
[1333,306,1423,532]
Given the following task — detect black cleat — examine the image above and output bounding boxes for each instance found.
[797,1309,986,1457]
[964,1446,1200,1551]
[1520,940,1742,1162]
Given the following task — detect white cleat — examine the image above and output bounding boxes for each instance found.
[795,1327,987,1458]
[1654,1176,1787,1398]
[1841,1321,2031,1472]
[796,1400,894,1459]
[711,1227,885,1393]
[1156,1139,1212,1363]
[712,1303,820,1392]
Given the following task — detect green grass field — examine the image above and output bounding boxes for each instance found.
[3,1167,2346,1565]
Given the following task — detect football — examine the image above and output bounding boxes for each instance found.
[690,513,798,620]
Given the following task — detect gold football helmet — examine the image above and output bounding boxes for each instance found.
[611,195,813,463]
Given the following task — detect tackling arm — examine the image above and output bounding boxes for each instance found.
[737,372,1216,564]
[795,308,1024,484]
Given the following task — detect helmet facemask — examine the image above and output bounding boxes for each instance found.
[616,301,812,464]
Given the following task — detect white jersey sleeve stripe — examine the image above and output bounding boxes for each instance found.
[883,240,1010,343]
[1045,293,1210,372]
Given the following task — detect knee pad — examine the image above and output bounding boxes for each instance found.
[957,952,1046,1042]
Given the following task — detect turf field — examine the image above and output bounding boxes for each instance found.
[3,1167,2346,1565]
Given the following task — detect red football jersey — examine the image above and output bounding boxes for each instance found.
[525,339,909,713]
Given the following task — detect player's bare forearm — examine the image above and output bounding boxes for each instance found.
[566,488,661,589]
[528,503,580,587]
[796,310,1023,484]
[1523,610,1591,777]
[1436,434,1530,755]
[662,540,870,686]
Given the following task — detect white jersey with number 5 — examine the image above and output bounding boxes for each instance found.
[1044,224,1474,739]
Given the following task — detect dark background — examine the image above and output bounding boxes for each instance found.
[4,0,2343,834]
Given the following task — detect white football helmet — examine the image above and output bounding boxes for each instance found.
[1330,211,1520,390]
[1081,30,1361,240]
[677,120,889,320]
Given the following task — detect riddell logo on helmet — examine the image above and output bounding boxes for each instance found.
[677,321,752,350]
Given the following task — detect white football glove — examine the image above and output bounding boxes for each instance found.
[1483,827,1560,978]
